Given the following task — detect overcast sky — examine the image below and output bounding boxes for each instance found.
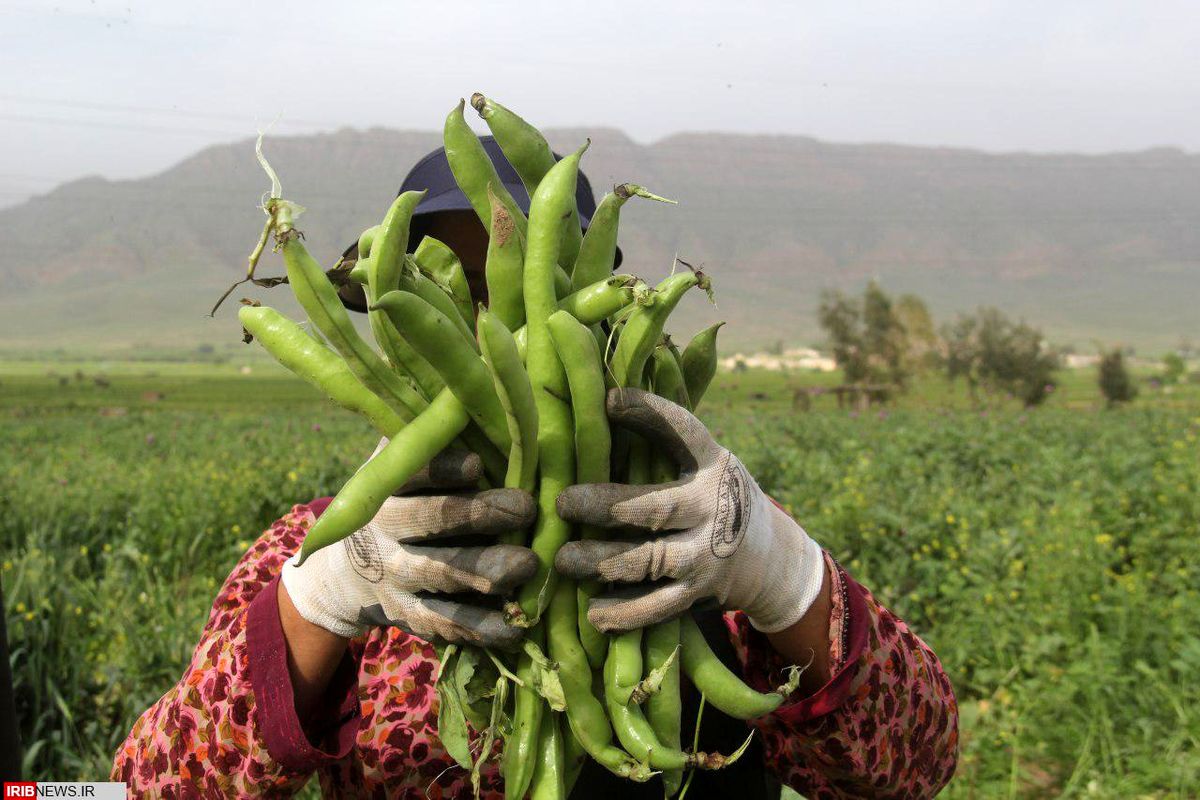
[2,0,1198,207]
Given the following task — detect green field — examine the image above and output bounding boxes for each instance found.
[2,360,1197,797]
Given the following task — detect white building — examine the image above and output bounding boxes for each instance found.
[720,347,838,372]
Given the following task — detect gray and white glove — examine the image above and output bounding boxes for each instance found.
[554,388,824,634]
[282,443,537,649]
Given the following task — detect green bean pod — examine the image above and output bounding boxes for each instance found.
[275,215,423,422]
[517,142,588,621]
[444,99,528,238]
[365,192,439,398]
[477,307,539,551]
[357,224,381,258]
[645,348,689,796]
[554,263,573,300]
[650,343,692,411]
[607,629,647,705]
[471,93,584,268]
[513,275,648,356]
[600,441,693,771]
[295,388,469,563]
[546,310,612,668]
[546,579,651,781]
[348,258,368,286]
[528,711,566,800]
[604,633,691,771]
[484,184,527,331]
[562,721,587,797]
[372,291,511,453]
[644,618,683,797]
[609,271,709,388]
[414,236,474,326]
[239,305,406,437]
[571,184,675,291]
[397,258,479,351]
[505,652,544,800]
[680,322,725,407]
[679,613,794,719]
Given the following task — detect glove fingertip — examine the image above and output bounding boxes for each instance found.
[552,542,594,579]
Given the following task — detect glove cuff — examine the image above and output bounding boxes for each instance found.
[280,553,364,639]
[744,511,826,634]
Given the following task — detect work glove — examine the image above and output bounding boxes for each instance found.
[282,442,537,649]
[554,388,825,634]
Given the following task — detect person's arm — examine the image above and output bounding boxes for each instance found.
[111,499,364,796]
[727,555,959,799]
[764,558,832,693]
[277,582,350,725]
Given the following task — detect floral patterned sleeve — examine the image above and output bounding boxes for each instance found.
[726,554,959,799]
[113,498,956,798]
[110,498,363,797]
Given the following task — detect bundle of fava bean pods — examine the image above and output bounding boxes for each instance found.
[237,95,801,800]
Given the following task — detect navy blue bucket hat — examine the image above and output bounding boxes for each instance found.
[337,135,620,311]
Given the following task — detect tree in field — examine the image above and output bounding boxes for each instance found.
[1162,352,1185,385]
[1099,348,1137,407]
[818,281,913,391]
[894,294,941,371]
[818,289,868,383]
[940,307,1059,407]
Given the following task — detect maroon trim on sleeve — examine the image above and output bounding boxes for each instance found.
[307,496,334,517]
[768,565,870,725]
[246,574,361,772]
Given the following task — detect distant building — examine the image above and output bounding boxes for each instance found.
[1064,354,1101,369]
[720,347,838,372]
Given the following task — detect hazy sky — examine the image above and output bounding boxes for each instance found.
[3,0,1198,207]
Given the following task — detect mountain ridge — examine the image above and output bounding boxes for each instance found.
[1,126,1197,353]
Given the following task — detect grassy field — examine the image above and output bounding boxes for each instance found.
[2,358,1198,796]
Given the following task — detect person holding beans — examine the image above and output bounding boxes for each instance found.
[114,140,958,799]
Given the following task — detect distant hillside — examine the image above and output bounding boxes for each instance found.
[1,127,1197,354]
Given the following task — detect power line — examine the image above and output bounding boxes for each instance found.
[0,93,334,129]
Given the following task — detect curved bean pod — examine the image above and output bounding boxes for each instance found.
[357,224,381,259]
[645,349,689,797]
[397,258,479,351]
[517,142,588,621]
[680,322,725,407]
[239,305,406,437]
[571,184,675,291]
[650,343,692,411]
[679,613,798,719]
[513,275,648,356]
[372,291,511,453]
[477,308,539,551]
[643,617,683,797]
[484,185,526,331]
[546,310,611,667]
[609,271,709,389]
[275,213,423,422]
[599,442,694,771]
[561,721,587,797]
[365,192,438,398]
[470,92,583,269]
[444,99,528,238]
[414,236,474,326]
[504,651,544,800]
[528,711,566,800]
[295,388,469,563]
[546,579,651,781]
[603,631,691,771]
[348,258,368,286]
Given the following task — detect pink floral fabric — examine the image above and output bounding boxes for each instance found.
[113,499,957,798]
